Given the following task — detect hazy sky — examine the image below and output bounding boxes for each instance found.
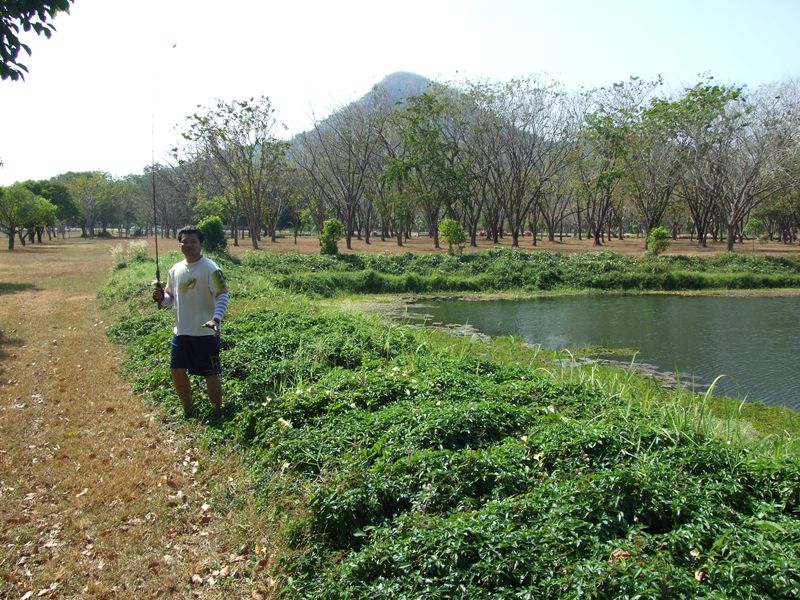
[1,0,798,185]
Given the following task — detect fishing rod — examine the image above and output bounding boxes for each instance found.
[152,119,163,296]
[151,41,178,302]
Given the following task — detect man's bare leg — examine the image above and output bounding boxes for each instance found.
[171,368,193,415]
[205,375,222,410]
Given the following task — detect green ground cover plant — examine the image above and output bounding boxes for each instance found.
[240,248,800,296]
[103,253,800,598]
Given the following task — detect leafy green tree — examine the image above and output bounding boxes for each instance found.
[385,89,472,249]
[198,215,227,254]
[319,218,344,255]
[61,172,123,237]
[22,178,77,238]
[615,77,684,246]
[573,89,628,246]
[438,217,466,255]
[743,217,766,252]
[0,184,28,248]
[23,178,77,220]
[299,208,313,233]
[20,193,57,242]
[646,225,670,255]
[193,191,228,222]
[0,183,55,249]
[1,1,73,81]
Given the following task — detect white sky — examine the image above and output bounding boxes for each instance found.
[1,0,799,185]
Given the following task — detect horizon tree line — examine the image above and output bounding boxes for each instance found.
[3,73,799,252]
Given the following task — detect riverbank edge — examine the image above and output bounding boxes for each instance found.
[332,287,800,424]
[334,285,800,307]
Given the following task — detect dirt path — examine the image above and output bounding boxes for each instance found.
[0,239,274,599]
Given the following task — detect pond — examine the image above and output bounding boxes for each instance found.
[404,294,800,410]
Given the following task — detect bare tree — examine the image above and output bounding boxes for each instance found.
[293,95,388,249]
[467,77,577,247]
[713,84,799,250]
[181,96,288,250]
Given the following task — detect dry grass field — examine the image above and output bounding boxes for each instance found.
[0,238,276,599]
[1,232,798,598]
[224,231,800,258]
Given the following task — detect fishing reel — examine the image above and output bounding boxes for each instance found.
[152,278,165,307]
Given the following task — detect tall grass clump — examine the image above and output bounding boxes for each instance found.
[109,240,150,270]
[103,252,800,598]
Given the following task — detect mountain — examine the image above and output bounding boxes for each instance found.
[361,71,433,106]
[292,72,433,140]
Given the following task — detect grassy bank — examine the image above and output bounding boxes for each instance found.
[103,250,800,598]
[239,249,800,297]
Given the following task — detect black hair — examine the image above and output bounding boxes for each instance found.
[177,227,204,243]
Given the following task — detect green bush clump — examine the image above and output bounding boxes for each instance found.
[237,248,800,296]
[320,218,345,255]
[198,215,227,254]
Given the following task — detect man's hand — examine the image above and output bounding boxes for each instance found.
[152,287,165,305]
[203,318,221,336]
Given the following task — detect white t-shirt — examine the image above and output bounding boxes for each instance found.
[165,256,227,336]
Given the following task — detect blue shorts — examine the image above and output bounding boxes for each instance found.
[170,335,221,376]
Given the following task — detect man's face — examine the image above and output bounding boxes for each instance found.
[179,233,202,261]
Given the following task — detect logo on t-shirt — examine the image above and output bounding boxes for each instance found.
[212,270,227,290]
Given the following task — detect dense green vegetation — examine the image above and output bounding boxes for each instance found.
[240,248,800,297]
[103,251,800,598]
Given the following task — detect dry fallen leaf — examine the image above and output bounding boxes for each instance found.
[610,548,631,563]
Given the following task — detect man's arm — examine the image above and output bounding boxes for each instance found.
[212,290,229,323]
[202,289,228,335]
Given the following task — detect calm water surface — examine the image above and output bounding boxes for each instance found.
[406,295,800,409]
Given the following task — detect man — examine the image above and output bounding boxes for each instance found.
[152,227,229,417]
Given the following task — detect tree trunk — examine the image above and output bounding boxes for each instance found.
[592,225,603,246]
[726,223,736,252]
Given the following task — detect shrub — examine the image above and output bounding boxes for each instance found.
[438,218,466,256]
[320,218,345,255]
[198,215,227,254]
[647,226,670,256]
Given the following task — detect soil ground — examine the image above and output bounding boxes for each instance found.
[224,231,800,257]
[1,232,798,598]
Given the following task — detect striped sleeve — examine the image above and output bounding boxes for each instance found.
[213,291,229,322]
